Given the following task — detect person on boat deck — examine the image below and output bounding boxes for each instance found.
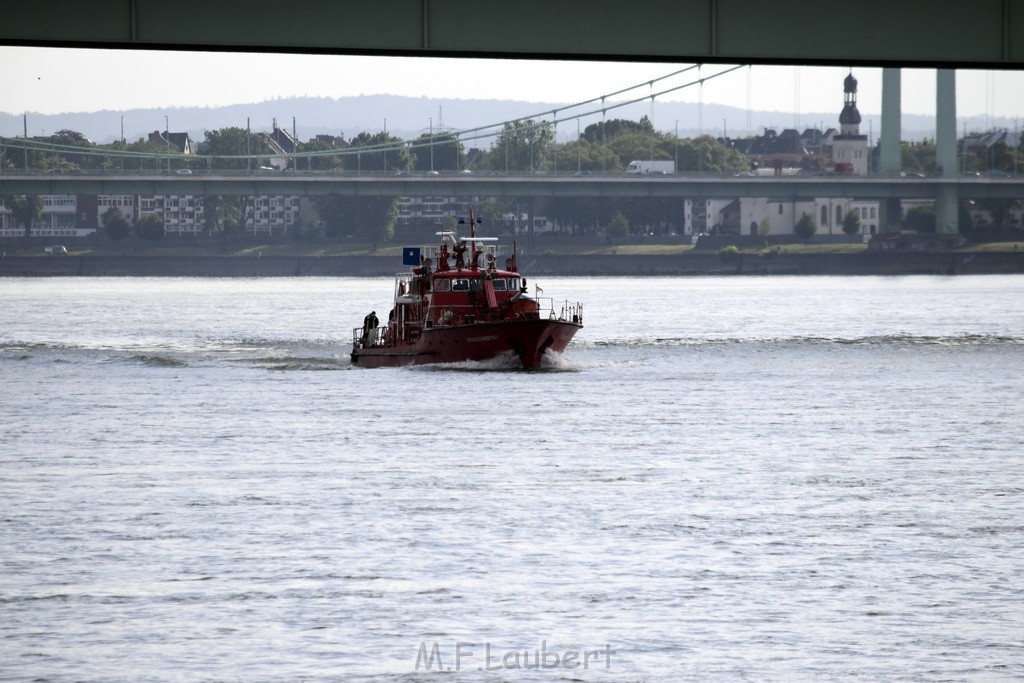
[453,242,467,269]
[362,311,379,346]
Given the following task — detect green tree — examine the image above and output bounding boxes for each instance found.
[487,120,553,173]
[101,206,131,241]
[98,138,170,172]
[345,131,411,174]
[48,130,94,168]
[410,131,465,172]
[606,130,671,169]
[969,198,1023,231]
[757,216,773,246]
[201,127,270,171]
[299,138,346,172]
[202,195,245,235]
[717,245,740,262]
[674,136,748,175]
[581,117,655,145]
[607,211,629,241]
[135,213,165,241]
[550,138,621,173]
[794,212,818,241]
[0,194,43,245]
[979,140,1019,173]
[888,139,937,175]
[313,194,397,248]
[904,204,936,232]
[842,209,862,241]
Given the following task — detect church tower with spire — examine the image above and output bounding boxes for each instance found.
[831,71,869,174]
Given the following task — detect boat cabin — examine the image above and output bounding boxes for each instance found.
[371,231,545,349]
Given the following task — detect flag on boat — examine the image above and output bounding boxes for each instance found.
[402,247,421,265]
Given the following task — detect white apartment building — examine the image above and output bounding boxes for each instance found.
[98,195,137,225]
[139,195,205,235]
[0,195,91,238]
[683,196,880,238]
[246,196,300,234]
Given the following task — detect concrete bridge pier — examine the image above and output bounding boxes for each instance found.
[936,69,959,234]
[879,68,903,233]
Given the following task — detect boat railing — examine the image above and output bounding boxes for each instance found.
[423,298,583,326]
[538,297,584,325]
[352,325,387,349]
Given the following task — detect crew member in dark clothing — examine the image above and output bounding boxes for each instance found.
[362,310,379,346]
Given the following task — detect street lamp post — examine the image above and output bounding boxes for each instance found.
[429,117,434,173]
[577,119,581,174]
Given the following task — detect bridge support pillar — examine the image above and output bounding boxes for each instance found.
[936,69,959,233]
[880,68,902,177]
[936,184,959,235]
[880,198,902,233]
[877,68,904,234]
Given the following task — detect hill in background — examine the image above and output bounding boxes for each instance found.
[1,94,1011,146]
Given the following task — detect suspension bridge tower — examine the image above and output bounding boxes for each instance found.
[879,68,959,234]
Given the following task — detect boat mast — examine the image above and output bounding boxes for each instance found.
[469,209,478,271]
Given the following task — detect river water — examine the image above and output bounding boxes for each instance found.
[2,275,1023,681]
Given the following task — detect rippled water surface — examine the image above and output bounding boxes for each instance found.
[2,275,1023,681]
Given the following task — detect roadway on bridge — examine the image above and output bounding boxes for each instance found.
[2,171,1022,200]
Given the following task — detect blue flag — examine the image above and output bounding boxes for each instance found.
[402,247,421,266]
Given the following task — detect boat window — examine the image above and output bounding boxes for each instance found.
[469,278,483,292]
[508,277,520,292]
[492,279,507,291]
[452,278,470,292]
[433,278,451,293]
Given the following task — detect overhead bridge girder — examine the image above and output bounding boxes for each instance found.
[2,0,1022,67]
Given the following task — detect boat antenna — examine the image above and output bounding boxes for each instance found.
[469,209,478,270]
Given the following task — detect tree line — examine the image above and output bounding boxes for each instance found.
[3,117,1023,244]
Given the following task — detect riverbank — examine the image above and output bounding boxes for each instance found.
[3,250,1024,276]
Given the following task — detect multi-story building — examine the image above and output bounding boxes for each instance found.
[139,195,205,235]
[98,195,137,226]
[245,196,300,234]
[0,194,97,238]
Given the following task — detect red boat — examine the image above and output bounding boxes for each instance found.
[351,212,583,369]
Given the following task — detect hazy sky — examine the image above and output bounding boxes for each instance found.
[2,46,1022,124]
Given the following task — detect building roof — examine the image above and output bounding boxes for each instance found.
[839,103,862,126]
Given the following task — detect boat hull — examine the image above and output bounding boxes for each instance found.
[351,318,582,369]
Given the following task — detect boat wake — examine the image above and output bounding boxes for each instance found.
[582,333,1024,349]
[408,349,580,373]
[230,355,353,372]
[5,332,1019,373]
[0,339,353,371]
